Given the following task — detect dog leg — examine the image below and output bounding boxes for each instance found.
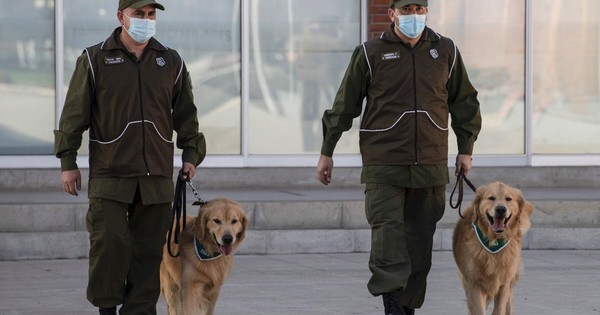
[465,287,487,315]
[204,288,221,315]
[505,290,514,315]
[181,288,201,315]
[160,269,182,315]
[491,285,513,315]
[182,284,212,315]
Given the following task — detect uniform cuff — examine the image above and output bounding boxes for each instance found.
[60,155,78,171]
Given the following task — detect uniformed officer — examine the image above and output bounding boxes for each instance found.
[316,1,481,314]
[54,0,206,314]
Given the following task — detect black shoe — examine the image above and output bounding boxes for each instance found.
[403,306,415,315]
[99,307,117,315]
[382,293,406,315]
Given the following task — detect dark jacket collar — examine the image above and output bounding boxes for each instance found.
[379,22,441,44]
[99,27,168,52]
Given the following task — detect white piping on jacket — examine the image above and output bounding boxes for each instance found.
[362,43,373,79]
[89,120,174,144]
[173,49,184,85]
[449,41,457,79]
[359,110,448,132]
[84,48,96,85]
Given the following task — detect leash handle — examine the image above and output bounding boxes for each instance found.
[167,173,208,258]
[449,171,477,219]
[167,176,187,258]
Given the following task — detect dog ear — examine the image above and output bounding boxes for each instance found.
[197,208,209,240]
[236,211,248,243]
[516,190,533,235]
[469,185,485,220]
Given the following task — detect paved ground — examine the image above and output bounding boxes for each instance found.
[1,250,599,315]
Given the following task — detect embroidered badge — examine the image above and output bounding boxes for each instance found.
[429,49,439,59]
[382,52,401,61]
[104,56,125,65]
[156,57,166,67]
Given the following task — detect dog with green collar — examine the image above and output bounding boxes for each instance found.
[452,181,533,315]
[160,198,248,315]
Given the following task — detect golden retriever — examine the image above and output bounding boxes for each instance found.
[160,198,248,315]
[452,182,533,315]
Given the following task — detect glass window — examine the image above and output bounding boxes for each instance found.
[160,0,241,155]
[427,0,526,155]
[62,0,241,155]
[532,0,600,154]
[0,0,55,155]
[248,0,361,154]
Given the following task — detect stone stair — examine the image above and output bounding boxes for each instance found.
[1,167,599,260]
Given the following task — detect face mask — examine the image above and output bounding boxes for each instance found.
[396,14,426,39]
[123,13,156,43]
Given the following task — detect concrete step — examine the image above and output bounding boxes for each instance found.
[1,186,600,259]
[2,166,600,190]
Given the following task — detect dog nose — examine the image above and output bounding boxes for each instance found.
[495,206,507,217]
[222,234,233,245]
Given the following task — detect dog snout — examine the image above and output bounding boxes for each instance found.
[222,234,233,245]
[495,206,507,217]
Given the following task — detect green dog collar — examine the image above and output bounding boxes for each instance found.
[472,222,511,254]
[194,236,222,261]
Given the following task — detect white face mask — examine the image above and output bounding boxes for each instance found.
[395,13,426,38]
[123,13,156,43]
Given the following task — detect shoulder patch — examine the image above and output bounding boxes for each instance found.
[104,55,125,65]
[381,52,401,61]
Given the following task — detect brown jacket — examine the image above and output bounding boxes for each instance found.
[321,24,481,166]
[54,27,205,179]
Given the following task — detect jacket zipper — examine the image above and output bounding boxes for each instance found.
[411,47,418,165]
[137,61,151,176]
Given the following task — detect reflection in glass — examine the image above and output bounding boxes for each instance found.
[428,0,525,155]
[0,0,55,154]
[248,0,361,154]
[159,0,241,155]
[532,0,600,153]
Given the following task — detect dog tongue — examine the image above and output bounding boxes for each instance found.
[492,217,505,232]
[220,245,233,256]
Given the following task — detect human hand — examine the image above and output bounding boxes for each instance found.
[61,169,81,196]
[179,162,196,180]
[316,155,334,185]
[455,154,473,177]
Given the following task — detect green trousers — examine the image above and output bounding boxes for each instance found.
[86,189,171,314]
[364,183,446,309]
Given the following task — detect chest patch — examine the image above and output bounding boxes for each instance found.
[381,52,401,61]
[104,56,125,65]
[430,49,439,59]
[156,57,166,67]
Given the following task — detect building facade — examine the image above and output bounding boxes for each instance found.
[1,0,599,169]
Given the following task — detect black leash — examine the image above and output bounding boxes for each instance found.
[449,171,477,219]
[167,173,207,258]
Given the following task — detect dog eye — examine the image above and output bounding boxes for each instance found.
[506,197,513,202]
[488,196,496,201]
[232,219,238,224]
[213,219,222,224]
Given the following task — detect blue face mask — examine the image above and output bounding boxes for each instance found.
[396,14,426,39]
[123,13,156,43]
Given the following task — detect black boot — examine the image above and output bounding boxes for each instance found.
[382,293,406,315]
[403,306,415,315]
[99,307,117,315]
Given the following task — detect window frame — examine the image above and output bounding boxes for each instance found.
[1,0,600,168]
